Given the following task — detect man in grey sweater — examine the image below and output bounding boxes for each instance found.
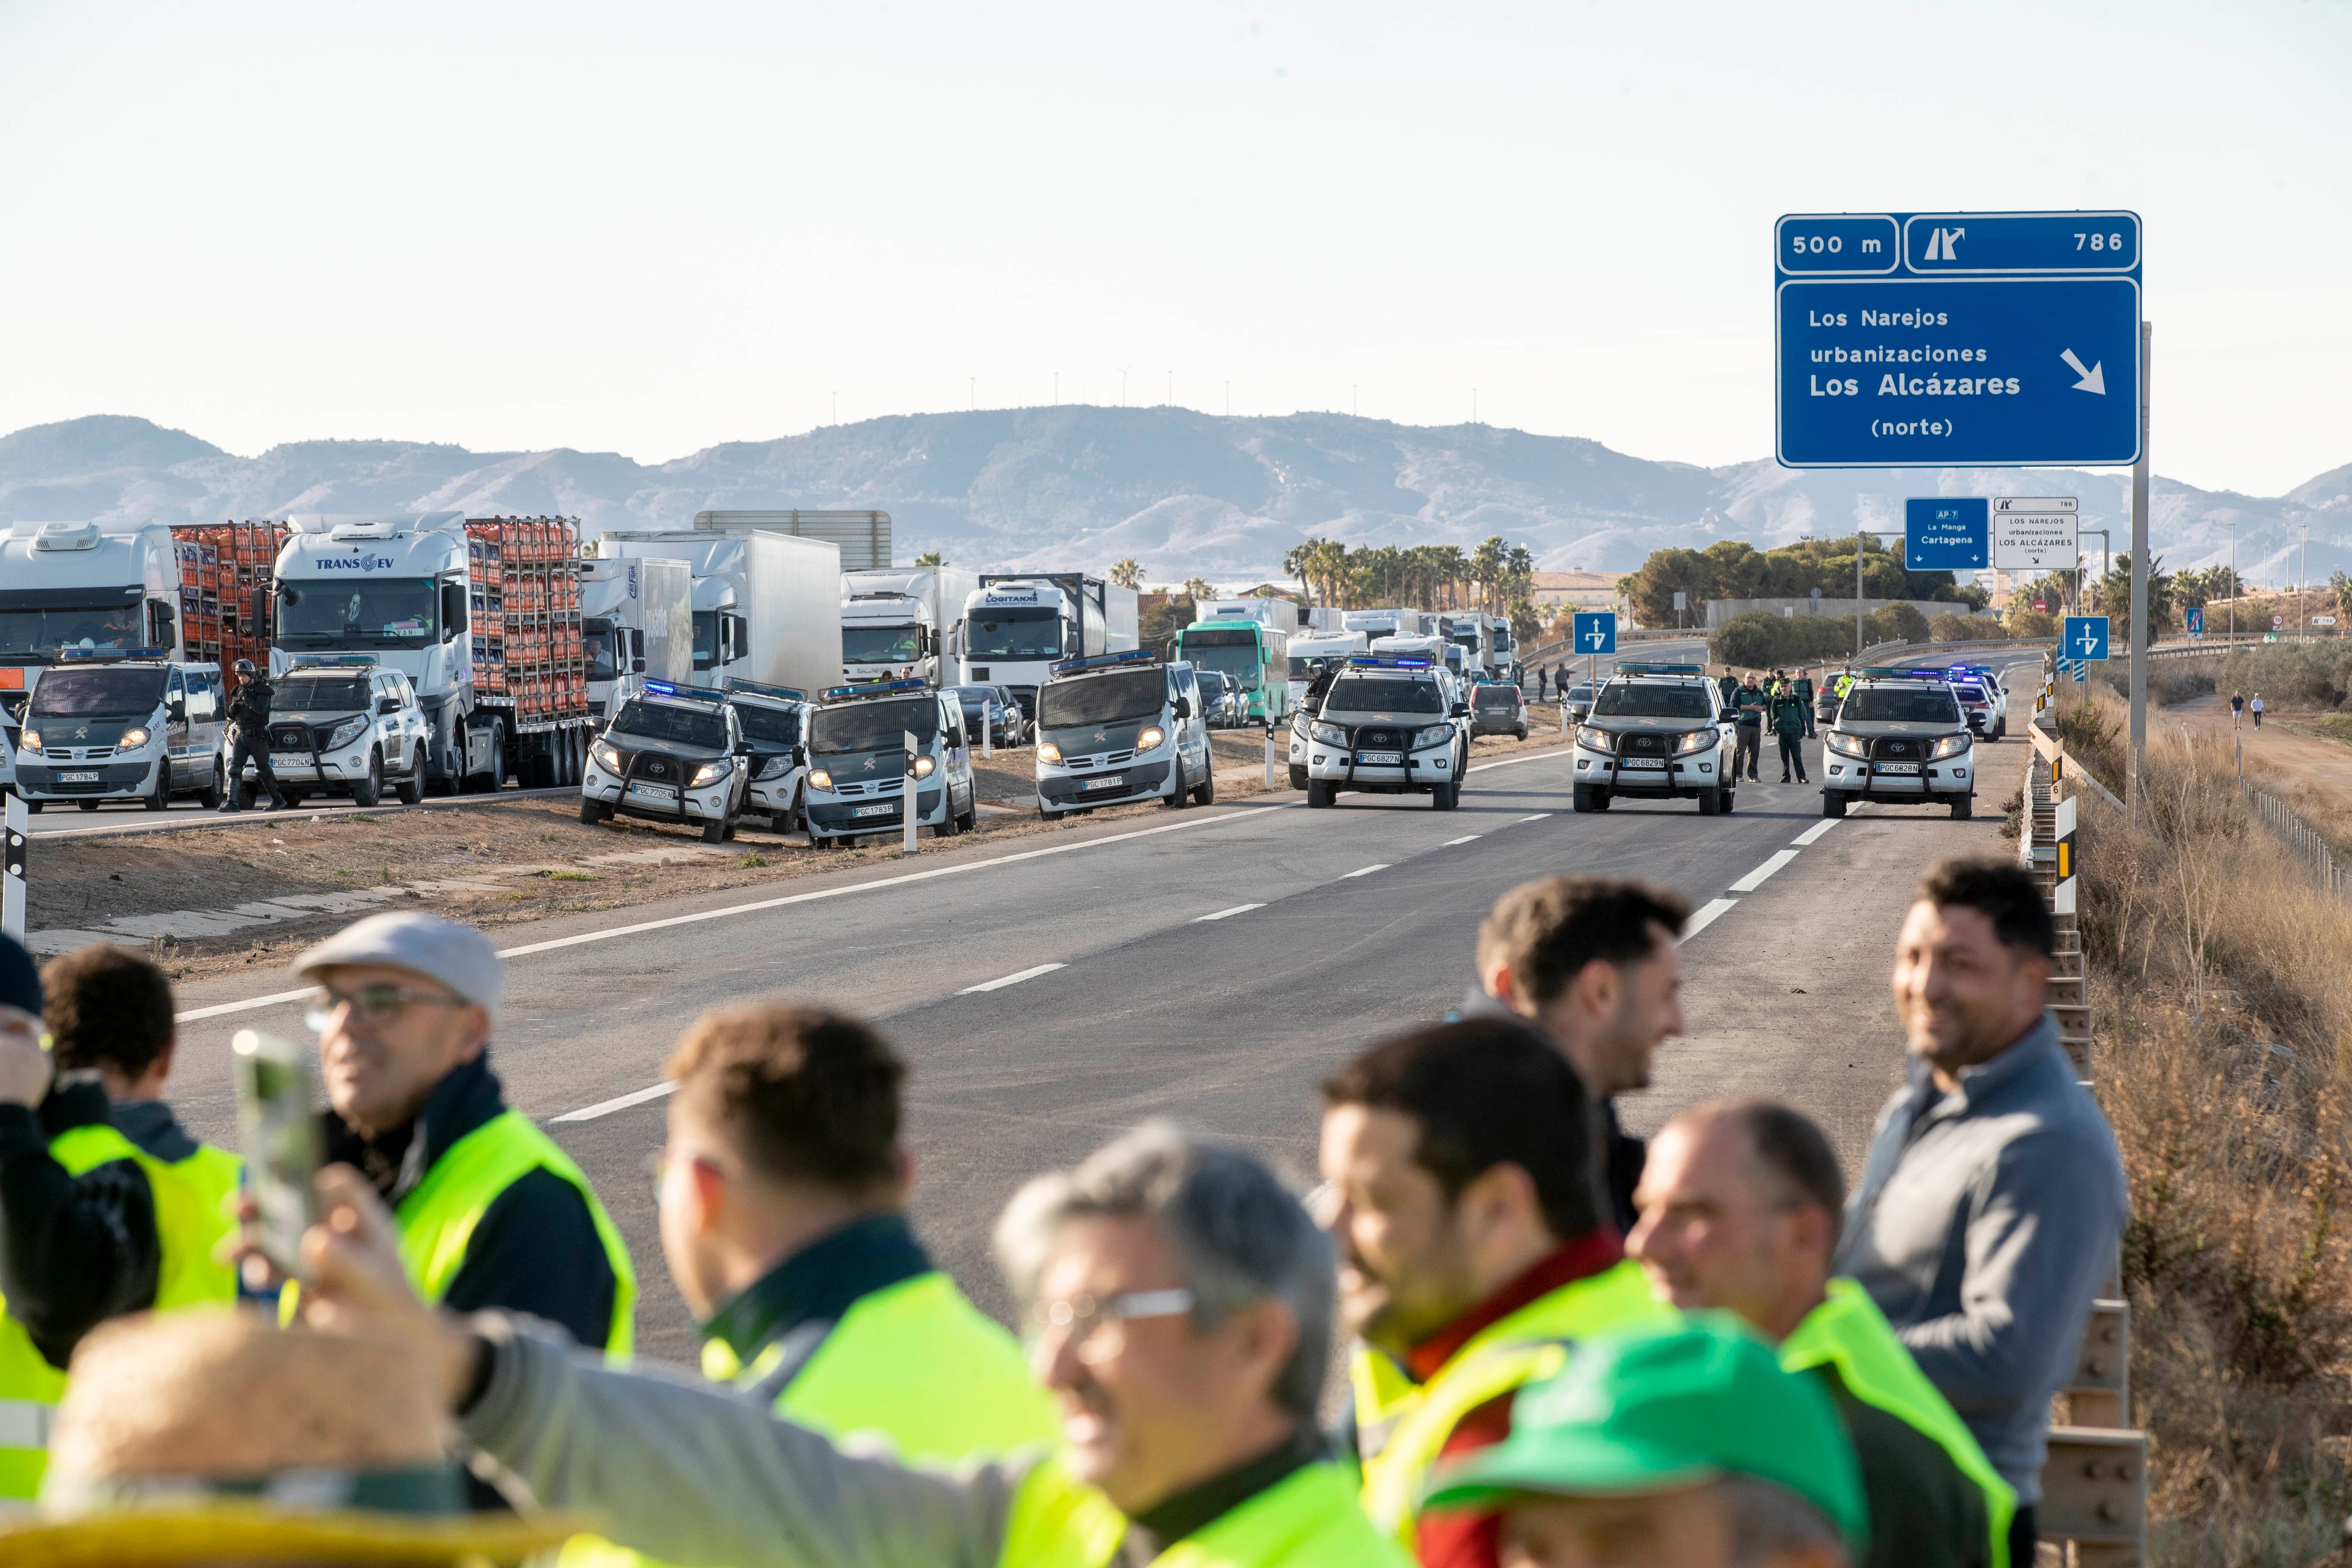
[1834,858,2128,1568]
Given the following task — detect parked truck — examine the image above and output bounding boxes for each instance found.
[693,509,892,572]
[1283,630,1369,710]
[960,573,1140,720]
[579,552,693,716]
[1194,596,1305,633]
[268,513,596,793]
[598,529,843,696]
[0,519,189,726]
[840,565,980,686]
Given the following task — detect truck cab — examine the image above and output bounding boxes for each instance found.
[1573,663,1735,815]
[802,679,977,847]
[0,519,186,726]
[720,678,809,834]
[1285,632,1368,712]
[1301,653,1467,811]
[1033,650,1213,820]
[13,651,224,812]
[580,679,752,843]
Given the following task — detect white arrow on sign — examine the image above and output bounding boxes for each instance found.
[1584,628,1607,649]
[2059,349,2106,395]
[2076,623,2103,657]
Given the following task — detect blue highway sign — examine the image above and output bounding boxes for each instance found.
[1776,210,2141,469]
[1905,498,1989,571]
[2187,606,2204,639]
[1573,612,1618,656]
[2063,615,2111,663]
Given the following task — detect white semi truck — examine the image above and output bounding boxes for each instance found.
[1444,614,1494,678]
[1284,631,1369,711]
[0,519,186,725]
[840,565,981,685]
[598,530,843,696]
[580,553,693,716]
[959,573,1140,721]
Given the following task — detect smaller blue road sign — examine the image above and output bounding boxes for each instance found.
[2187,606,2203,639]
[1573,612,1618,656]
[2063,615,2111,663]
[1905,498,1990,570]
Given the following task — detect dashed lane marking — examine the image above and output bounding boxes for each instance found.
[1442,835,1482,846]
[1792,820,1841,846]
[1195,903,1265,922]
[1342,864,1390,878]
[551,1082,677,1124]
[960,963,1067,994]
[1681,898,1739,942]
[1517,813,1552,822]
[1728,850,1800,892]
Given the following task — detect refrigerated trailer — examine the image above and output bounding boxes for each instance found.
[580,553,693,716]
[599,530,842,697]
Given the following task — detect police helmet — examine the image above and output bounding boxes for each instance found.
[235,659,257,677]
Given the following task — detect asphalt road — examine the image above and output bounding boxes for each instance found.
[155,650,2042,1364]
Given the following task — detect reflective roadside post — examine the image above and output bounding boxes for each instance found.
[1,792,25,942]
[1264,724,1276,789]
[903,730,920,855]
[982,698,993,760]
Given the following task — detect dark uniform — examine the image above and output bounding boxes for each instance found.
[1732,678,1767,781]
[222,669,287,811]
[1773,688,1810,783]
[1794,672,1818,737]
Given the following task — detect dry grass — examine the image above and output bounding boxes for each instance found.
[2072,698,2352,1562]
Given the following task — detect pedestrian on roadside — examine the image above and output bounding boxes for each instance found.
[1473,875,1690,1231]
[219,657,288,812]
[1628,1100,2013,1568]
[1795,667,1819,737]
[1536,667,1548,702]
[0,940,242,1499]
[2252,692,2265,729]
[1773,681,1811,785]
[2230,691,2244,727]
[1320,1018,1668,1563]
[1834,859,2128,1568]
[1734,673,1767,781]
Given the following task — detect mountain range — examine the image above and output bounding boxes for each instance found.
[2,411,2344,589]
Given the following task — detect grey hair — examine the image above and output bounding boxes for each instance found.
[1724,1474,1848,1568]
[993,1121,1335,1421]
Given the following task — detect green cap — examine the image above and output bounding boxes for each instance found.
[1422,1315,1867,1555]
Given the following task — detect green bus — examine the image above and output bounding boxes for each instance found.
[1175,618,1290,725]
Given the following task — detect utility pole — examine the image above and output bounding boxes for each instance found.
[969,376,975,411]
[1053,371,1058,406]
[2229,518,2237,642]
[1167,370,1173,407]
[2128,321,2152,824]
[1472,388,1479,424]
[1120,367,1128,407]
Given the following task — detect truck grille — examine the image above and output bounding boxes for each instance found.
[634,755,680,782]
[1869,737,1921,760]
[1619,732,1668,756]
[269,724,312,751]
[1355,727,1405,750]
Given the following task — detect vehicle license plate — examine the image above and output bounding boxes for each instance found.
[273,753,309,766]
[1875,762,1921,775]
[1619,757,1666,770]
[852,802,898,818]
[60,771,99,783]
[626,781,680,802]
[1356,751,1402,765]
[1081,775,1126,791]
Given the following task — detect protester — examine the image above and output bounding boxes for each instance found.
[1421,1318,1867,1568]
[1628,1100,2012,1568]
[274,1122,1407,1568]
[1834,860,2128,1567]
[1320,1018,1666,1564]
[287,911,635,1357]
[1,1308,575,1566]
[0,939,241,1500]
[1473,875,1690,1230]
[220,656,289,812]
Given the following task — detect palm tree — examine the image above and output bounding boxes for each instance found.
[1108,557,1144,590]
[1183,577,1215,601]
[914,551,945,566]
[1283,541,1318,607]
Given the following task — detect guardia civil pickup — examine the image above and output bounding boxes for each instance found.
[1820,669,1974,820]
[720,677,808,834]
[1302,653,1467,811]
[237,655,429,808]
[12,650,227,812]
[802,678,977,847]
[579,678,752,843]
[1572,664,1736,815]
[1033,649,1213,820]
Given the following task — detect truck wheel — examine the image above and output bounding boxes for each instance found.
[938,793,962,836]
[1192,769,1215,806]
[396,748,426,806]
[1715,787,1730,814]
[1288,764,1307,789]
[144,764,171,811]
[579,795,609,824]
[78,799,100,812]
[197,760,224,811]
[1162,761,1190,809]
[351,750,383,808]
[1307,780,1334,809]
[1949,794,1973,820]
[701,812,729,844]
[1822,791,1847,819]
[1592,789,1612,812]
[1698,787,1721,816]
[1573,784,1597,813]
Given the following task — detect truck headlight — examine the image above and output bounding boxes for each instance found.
[325,717,368,750]
[1576,725,1613,753]
[1311,722,1348,746]
[1673,729,1715,754]
[117,726,151,750]
[1036,741,1062,764]
[594,743,622,772]
[1825,732,1868,758]
[754,755,791,781]
[1137,725,1166,751]
[18,729,40,753]
[1414,724,1451,749]
[691,759,734,787]
[808,767,834,789]
[1929,733,1972,759]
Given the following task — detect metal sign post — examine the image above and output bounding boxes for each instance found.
[902,730,920,855]
[1,793,24,944]
[2129,322,2153,824]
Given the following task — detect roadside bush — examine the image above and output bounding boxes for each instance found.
[2004,606,2059,640]
[1867,601,1931,646]
[1708,611,1853,669]
[2216,642,2352,710]
[1928,612,1990,642]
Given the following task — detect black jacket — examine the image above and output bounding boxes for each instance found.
[322,1053,619,1352]
[226,677,273,731]
[0,1080,175,1369]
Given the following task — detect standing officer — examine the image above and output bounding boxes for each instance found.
[1795,667,1819,737]
[219,658,288,812]
[1773,680,1811,784]
[1715,666,1740,711]
[0,939,241,1498]
[1732,672,1767,782]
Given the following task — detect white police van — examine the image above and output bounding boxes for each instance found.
[13,650,227,812]
[1820,668,1975,819]
[803,678,977,847]
[1034,649,1213,820]
[238,656,429,808]
[720,677,809,834]
[1571,663,1736,815]
[1301,653,1467,810]
[579,677,752,842]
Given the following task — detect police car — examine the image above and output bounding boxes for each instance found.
[802,678,977,847]
[720,678,809,834]
[13,650,228,812]
[579,678,752,843]
[1034,650,1213,820]
[1942,664,2009,740]
[1302,654,1467,810]
[1571,664,1736,815]
[239,656,429,808]
[1820,669,1975,820]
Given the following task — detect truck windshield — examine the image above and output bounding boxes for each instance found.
[692,610,718,671]
[274,676,371,711]
[810,696,938,754]
[731,702,801,747]
[1594,685,1711,718]
[1179,628,1263,689]
[1041,669,1164,728]
[966,610,1062,660]
[843,624,923,664]
[30,667,167,717]
[0,600,145,660]
[1323,676,1443,716]
[582,617,620,682]
[611,699,730,750]
[277,579,438,649]
[1842,689,1961,723]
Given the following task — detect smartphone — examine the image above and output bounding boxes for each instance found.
[232,1027,320,1279]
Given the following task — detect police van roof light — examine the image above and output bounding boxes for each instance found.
[1615,663,1705,676]
[1346,654,1432,669]
[720,677,807,702]
[640,679,730,704]
[58,647,169,662]
[818,677,931,704]
[291,654,380,668]
[1049,649,1160,677]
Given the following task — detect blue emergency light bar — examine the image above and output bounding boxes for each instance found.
[818,677,931,704]
[56,647,168,662]
[1347,655,1432,669]
[720,677,807,703]
[1049,649,1159,678]
[639,678,729,704]
[290,654,380,668]
[1613,663,1706,676]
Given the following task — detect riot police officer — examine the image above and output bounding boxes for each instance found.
[220,659,287,812]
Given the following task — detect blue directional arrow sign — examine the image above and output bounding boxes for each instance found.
[1573,612,1618,656]
[2063,615,2111,663]
[1777,210,2141,468]
[1905,498,1989,570]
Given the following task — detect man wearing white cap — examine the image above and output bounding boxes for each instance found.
[290,911,635,1360]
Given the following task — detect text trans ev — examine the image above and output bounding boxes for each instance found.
[1573,612,1617,656]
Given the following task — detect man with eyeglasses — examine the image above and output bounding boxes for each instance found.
[0,941,244,1499]
[287,911,634,1363]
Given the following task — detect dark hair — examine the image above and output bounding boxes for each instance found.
[1322,1018,1601,1241]
[665,1003,905,1193]
[42,945,175,1079]
[1916,857,2055,959]
[1715,1100,1843,1219]
[1477,876,1692,1005]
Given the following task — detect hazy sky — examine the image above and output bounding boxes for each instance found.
[1,1,2344,494]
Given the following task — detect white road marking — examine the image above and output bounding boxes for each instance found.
[1442,835,1482,846]
[1196,903,1265,922]
[960,962,1066,993]
[178,987,314,1023]
[1728,850,1800,892]
[1517,813,1552,822]
[1680,898,1739,942]
[1342,864,1390,878]
[1467,746,1571,774]
[551,1081,676,1124]
[1792,820,1841,846]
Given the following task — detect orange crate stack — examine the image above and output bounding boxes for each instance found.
[170,521,287,669]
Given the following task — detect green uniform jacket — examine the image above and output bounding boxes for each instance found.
[1772,697,1807,738]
